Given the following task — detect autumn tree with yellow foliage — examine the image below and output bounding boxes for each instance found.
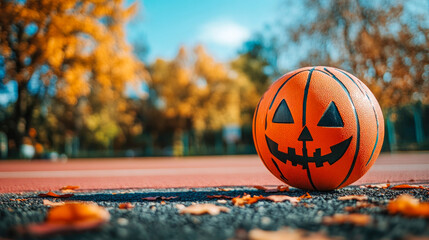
[0,0,142,156]
[147,45,259,154]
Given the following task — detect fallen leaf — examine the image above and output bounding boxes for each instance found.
[276,185,290,192]
[390,184,426,190]
[387,194,429,218]
[43,200,65,207]
[344,202,376,212]
[264,195,300,205]
[175,204,186,210]
[254,185,290,193]
[38,191,74,198]
[207,195,233,199]
[338,195,368,201]
[60,186,80,191]
[160,201,166,205]
[10,198,28,202]
[179,204,230,215]
[322,213,371,226]
[118,203,134,209]
[26,202,110,235]
[299,192,312,200]
[232,194,264,206]
[141,196,178,201]
[253,185,267,191]
[218,188,234,191]
[363,183,390,189]
[248,227,334,240]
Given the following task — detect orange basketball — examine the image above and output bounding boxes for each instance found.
[253,66,384,191]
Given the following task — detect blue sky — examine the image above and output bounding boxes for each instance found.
[126,0,284,62]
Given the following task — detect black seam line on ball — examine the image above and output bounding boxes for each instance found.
[337,69,380,166]
[302,68,315,127]
[269,69,309,110]
[302,67,317,191]
[271,158,288,181]
[324,68,360,189]
[314,69,331,77]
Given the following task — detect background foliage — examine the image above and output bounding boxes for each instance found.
[0,0,428,158]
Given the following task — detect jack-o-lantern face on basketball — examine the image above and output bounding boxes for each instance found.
[253,66,384,191]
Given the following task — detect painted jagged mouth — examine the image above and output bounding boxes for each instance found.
[265,135,352,170]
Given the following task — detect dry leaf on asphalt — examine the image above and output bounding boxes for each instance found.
[207,195,233,199]
[363,183,390,189]
[253,185,290,193]
[42,200,65,207]
[322,213,371,226]
[38,191,74,198]
[118,203,134,209]
[264,195,300,205]
[232,194,264,206]
[338,195,368,201]
[390,184,427,190]
[248,227,335,240]
[179,204,230,215]
[26,202,110,235]
[387,194,429,218]
[60,186,80,191]
[299,192,312,199]
[141,196,178,201]
[10,198,28,202]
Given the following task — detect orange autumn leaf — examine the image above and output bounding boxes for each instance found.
[363,183,390,189]
[207,195,233,199]
[10,198,28,202]
[264,195,300,205]
[27,202,110,235]
[232,194,264,206]
[338,195,368,201]
[390,184,426,190]
[60,186,80,191]
[38,191,74,198]
[387,194,429,218]
[277,185,290,192]
[118,203,134,209]
[253,185,290,193]
[299,192,312,200]
[248,227,333,240]
[322,213,371,226]
[42,200,65,207]
[179,204,230,215]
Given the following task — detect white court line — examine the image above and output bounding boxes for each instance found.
[0,164,428,179]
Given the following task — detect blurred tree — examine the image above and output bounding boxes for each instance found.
[284,0,428,108]
[0,0,143,156]
[282,0,429,150]
[147,45,259,154]
[231,34,281,96]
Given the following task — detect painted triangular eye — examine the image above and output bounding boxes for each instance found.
[273,99,294,123]
[317,102,344,127]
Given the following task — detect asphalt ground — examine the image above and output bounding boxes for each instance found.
[0,185,429,240]
[0,153,428,239]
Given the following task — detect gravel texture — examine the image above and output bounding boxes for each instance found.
[0,184,428,240]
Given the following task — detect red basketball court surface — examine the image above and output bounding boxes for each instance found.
[0,153,428,193]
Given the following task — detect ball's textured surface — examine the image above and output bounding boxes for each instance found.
[253,66,384,191]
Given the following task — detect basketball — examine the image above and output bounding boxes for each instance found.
[253,66,384,191]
